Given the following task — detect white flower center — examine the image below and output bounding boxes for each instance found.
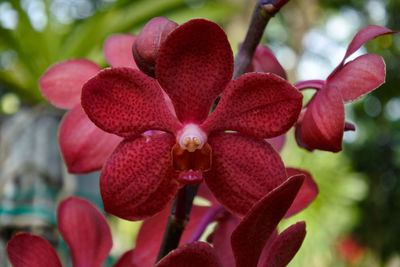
[177,123,207,152]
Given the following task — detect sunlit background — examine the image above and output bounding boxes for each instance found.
[0,0,399,266]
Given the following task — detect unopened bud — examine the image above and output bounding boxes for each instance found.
[132,17,178,77]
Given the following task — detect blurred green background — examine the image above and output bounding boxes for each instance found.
[0,0,399,266]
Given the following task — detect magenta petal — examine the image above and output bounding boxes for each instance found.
[155,242,222,267]
[100,133,180,220]
[203,73,302,139]
[261,222,306,267]
[247,44,287,79]
[284,168,318,218]
[7,233,62,267]
[113,249,136,267]
[59,105,122,174]
[156,19,233,123]
[205,132,287,217]
[82,67,181,137]
[212,213,240,267]
[58,197,112,267]
[133,203,209,267]
[231,175,305,267]
[39,59,100,109]
[328,54,386,102]
[301,85,345,152]
[104,34,138,68]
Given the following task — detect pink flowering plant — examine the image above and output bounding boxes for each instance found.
[7,0,397,266]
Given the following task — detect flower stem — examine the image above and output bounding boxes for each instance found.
[233,0,290,79]
[156,185,199,262]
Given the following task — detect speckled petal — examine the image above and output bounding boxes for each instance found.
[260,222,306,267]
[156,19,233,123]
[284,168,318,218]
[82,67,181,137]
[155,242,222,267]
[104,34,138,68]
[204,132,287,217]
[133,203,209,267]
[100,133,180,221]
[58,197,112,267]
[59,105,122,174]
[7,233,62,267]
[231,175,304,267]
[301,84,345,152]
[328,54,385,102]
[202,73,302,139]
[39,59,100,109]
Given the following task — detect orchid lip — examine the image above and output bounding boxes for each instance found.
[177,123,207,152]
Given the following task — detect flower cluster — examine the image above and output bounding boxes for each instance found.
[20,9,395,267]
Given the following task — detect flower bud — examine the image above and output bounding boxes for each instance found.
[132,17,178,77]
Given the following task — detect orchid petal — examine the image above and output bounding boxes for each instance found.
[59,105,122,173]
[328,54,386,102]
[7,233,62,267]
[202,73,302,139]
[104,34,138,68]
[133,203,209,267]
[301,85,345,152]
[248,44,287,79]
[113,250,136,267]
[261,222,306,267]
[212,213,240,267]
[328,25,395,79]
[231,175,305,267]
[197,182,218,205]
[284,168,318,218]
[205,132,287,217]
[156,19,233,123]
[155,242,222,267]
[100,133,179,220]
[82,67,181,137]
[39,59,100,109]
[58,197,112,267]
[341,25,394,66]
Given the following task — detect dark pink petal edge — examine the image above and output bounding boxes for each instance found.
[261,221,306,267]
[284,167,318,218]
[231,174,305,267]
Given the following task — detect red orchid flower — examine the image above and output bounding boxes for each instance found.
[7,197,134,267]
[81,19,303,221]
[39,34,137,173]
[155,175,307,267]
[294,25,396,152]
